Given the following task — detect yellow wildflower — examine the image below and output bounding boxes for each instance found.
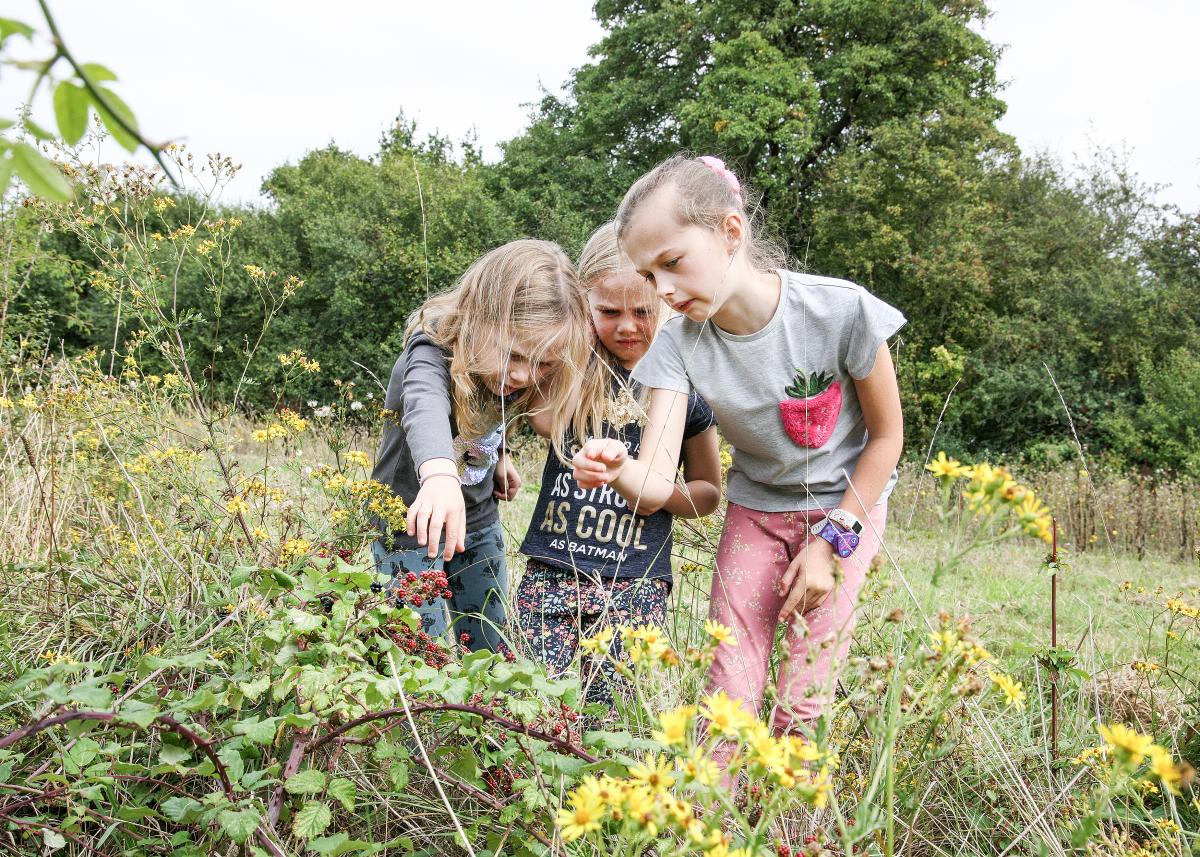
[926,451,970,480]
[1098,723,1154,765]
[682,748,720,786]
[579,626,614,656]
[344,450,371,468]
[225,497,250,514]
[989,671,1026,711]
[700,691,754,738]
[556,777,604,842]
[652,705,695,747]
[629,754,675,793]
[704,619,737,647]
[1148,745,1182,794]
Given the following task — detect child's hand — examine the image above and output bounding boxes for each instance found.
[777,536,836,622]
[492,453,522,501]
[406,473,466,561]
[572,438,628,489]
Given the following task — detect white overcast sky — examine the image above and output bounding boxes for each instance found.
[2,1,1198,210]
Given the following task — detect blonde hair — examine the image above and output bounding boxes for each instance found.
[615,154,785,271]
[405,239,605,461]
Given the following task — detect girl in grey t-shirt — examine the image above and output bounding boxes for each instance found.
[572,156,906,745]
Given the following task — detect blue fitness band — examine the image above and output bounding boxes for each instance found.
[811,519,860,559]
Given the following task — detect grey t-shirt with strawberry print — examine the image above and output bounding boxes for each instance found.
[631,269,906,513]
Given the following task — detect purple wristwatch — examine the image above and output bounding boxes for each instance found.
[811,519,860,559]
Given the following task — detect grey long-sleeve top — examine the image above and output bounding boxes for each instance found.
[370,332,501,550]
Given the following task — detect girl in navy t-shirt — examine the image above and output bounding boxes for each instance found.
[516,222,721,706]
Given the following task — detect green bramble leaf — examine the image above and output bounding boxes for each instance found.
[288,609,324,633]
[158,743,190,766]
[160,796,202,823]
[218,808,261,844]
[327,778,356,812]
[0,18,34,44]
[66,680,112,709]
[53,81,89,145]
[116,699,159,728]
[91,87,138,152]
[292,801,332,840]
[285,768,327,794]
[233,716,278,745]
[79,62,118,82]
[238,675,271,701]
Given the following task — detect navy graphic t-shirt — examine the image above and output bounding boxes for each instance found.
[520,367,716,585]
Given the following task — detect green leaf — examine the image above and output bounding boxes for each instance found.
[160,796,202,823]
[0,18,34,43]
[53,81,89,145]
[238,675,271,701]
[42,829,66,851]
[288,608,324,633]
[66,681,111,709]
[309,834,349,856]
[233,716,278,745]
[159,743,191,766]
[285,768,327,795]
[308,834,378,856]
[231,565,258,587]
[91,87,139,152]
[292,801,332,840]
[218,808,261,844]
[10,143,71,202]
[79,62,118,82]
[117,700,159,728]
[23,117,55,141]
[327,778,356,812]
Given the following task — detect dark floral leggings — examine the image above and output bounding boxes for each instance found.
[515,559,669,707]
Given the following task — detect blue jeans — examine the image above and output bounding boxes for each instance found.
[372,520,509,653]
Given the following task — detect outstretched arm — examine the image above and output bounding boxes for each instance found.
[573,387,689,516]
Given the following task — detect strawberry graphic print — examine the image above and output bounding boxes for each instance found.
[779,369,843,448]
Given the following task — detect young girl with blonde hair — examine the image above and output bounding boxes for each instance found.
[517,222,721,705]
[573,156,906,735]
[371,239,605,653]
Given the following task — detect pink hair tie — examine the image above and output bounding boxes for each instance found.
[697,155,744,207]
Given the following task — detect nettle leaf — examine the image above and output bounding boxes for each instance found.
[218,808,261,844]
[292,801,332,840]
[285,768,327,794]
[327,778,356,812]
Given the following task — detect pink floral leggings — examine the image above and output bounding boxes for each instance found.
[706,502,888,732]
